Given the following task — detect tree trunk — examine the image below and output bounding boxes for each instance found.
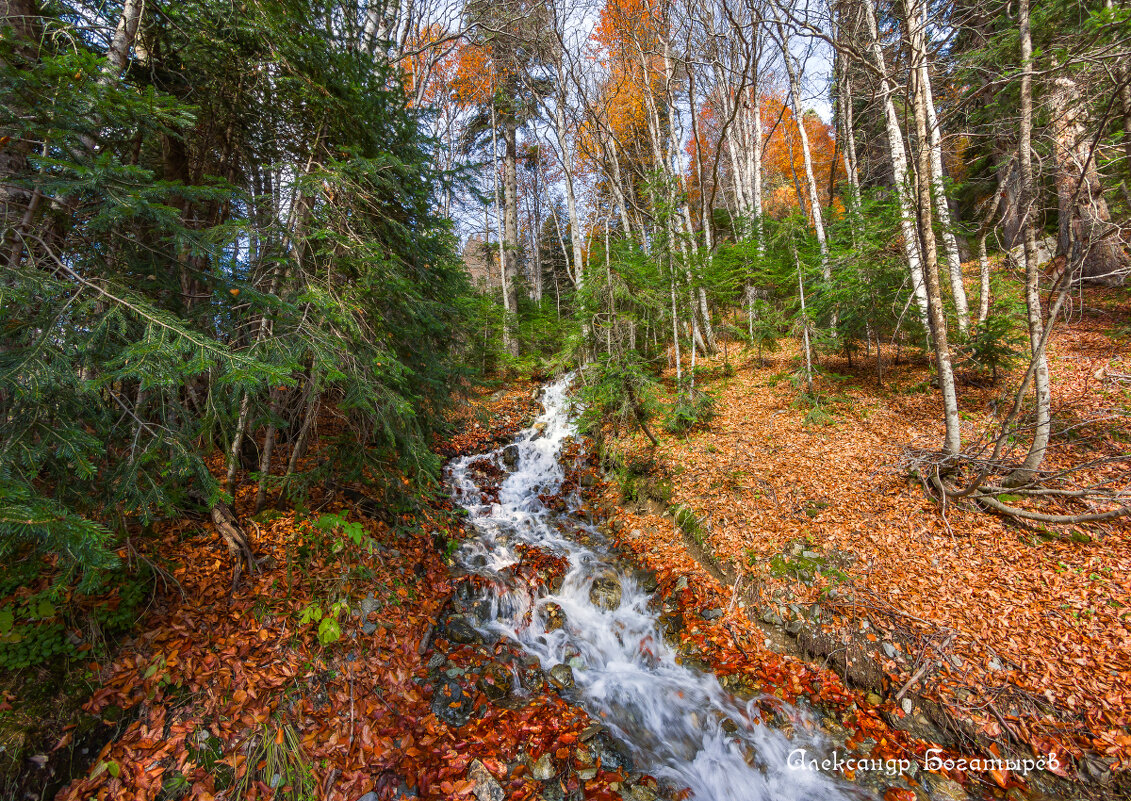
[1048,72,1130,284]
[975,190,1002,324]
[1008,0,1052,484]
[103,0,144,79]
[908,0,970,331]
[749,89,765,254]
[502,115,521,356]
[489,106,517,356]
[0,0,42,257]
[254,389,281,514]
[909,28,962,456]
[552,74,586,291]
[212,502,256,583]
[780,25,830,282]
[861,0,931,333]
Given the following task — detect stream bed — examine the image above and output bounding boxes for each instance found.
[445,376,864,801]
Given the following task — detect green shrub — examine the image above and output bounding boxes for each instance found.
[662,392,716,435]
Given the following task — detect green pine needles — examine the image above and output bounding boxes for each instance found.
[0,1,475,583]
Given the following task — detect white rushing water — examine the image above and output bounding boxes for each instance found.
[446,376,859,801]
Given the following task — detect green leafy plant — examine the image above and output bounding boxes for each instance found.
[662,391,716,435]
[296,600,348,646]
[313,512,366,549]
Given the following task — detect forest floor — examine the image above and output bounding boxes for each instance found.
[4,287,1128,801]
[7,382,664,801]
[593,284,1131,799]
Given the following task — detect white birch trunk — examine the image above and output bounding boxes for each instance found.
[862,0,930,332]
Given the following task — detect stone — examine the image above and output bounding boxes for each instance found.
[427,652,446,670]
[590,732,633,772]
[924,773,969,801]
[633,568,658,593]
[531,753,555,781]
[548,664,575,689]
[444,614,480,645]
[477,662,513,702]
[785,619,804,635]
[355,794,379,801]
[900,698,912,715]
[1007,235,1056,269]
[882,642,897,659]
[988,656,1003,672]
[501,445,520,469]
[577,768,598,780]
[761,610,783,626]
[541,602,566,632]
[700,608,724,621]
[589,570,623,611]
[531,422,548,439]
[673,576,689,591]
[468,759,504,801]
[431,678,474,728]
[362,621,377,635]
[621,786,658,801]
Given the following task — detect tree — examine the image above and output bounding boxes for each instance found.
[458,0,555,357]
[0,0,474,580]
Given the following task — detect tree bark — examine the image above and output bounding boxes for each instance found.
[502,115,521,356]
[907,0,970,331]
[861,0,931,333]
[1047,72,1130,284]
[909,23,962,456]
[975,190,1002,324]
[0,0,42,256]
[779,25,830,283]
[1008,0,1052,484]
[102,0,144,79]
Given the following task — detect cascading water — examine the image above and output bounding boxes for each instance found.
[446,376,861,800]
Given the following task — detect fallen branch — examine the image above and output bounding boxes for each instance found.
[972,492,1129,524]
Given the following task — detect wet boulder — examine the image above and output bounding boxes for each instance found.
[548,663,574,689]
[467,759,504,801]
[621,785,659,801]
[541,602,566,631]
[501,445,520,469]
[590,731,633,772]
[589,570,623,611]
[476,661,513,703]
[531,753,555,781]
[431,677,474,727]
[443,613,481,644]
[632,568,658,594]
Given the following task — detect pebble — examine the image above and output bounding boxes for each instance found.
[468,759,504,801]
[531,753,555,781]
[548,663,575,689]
